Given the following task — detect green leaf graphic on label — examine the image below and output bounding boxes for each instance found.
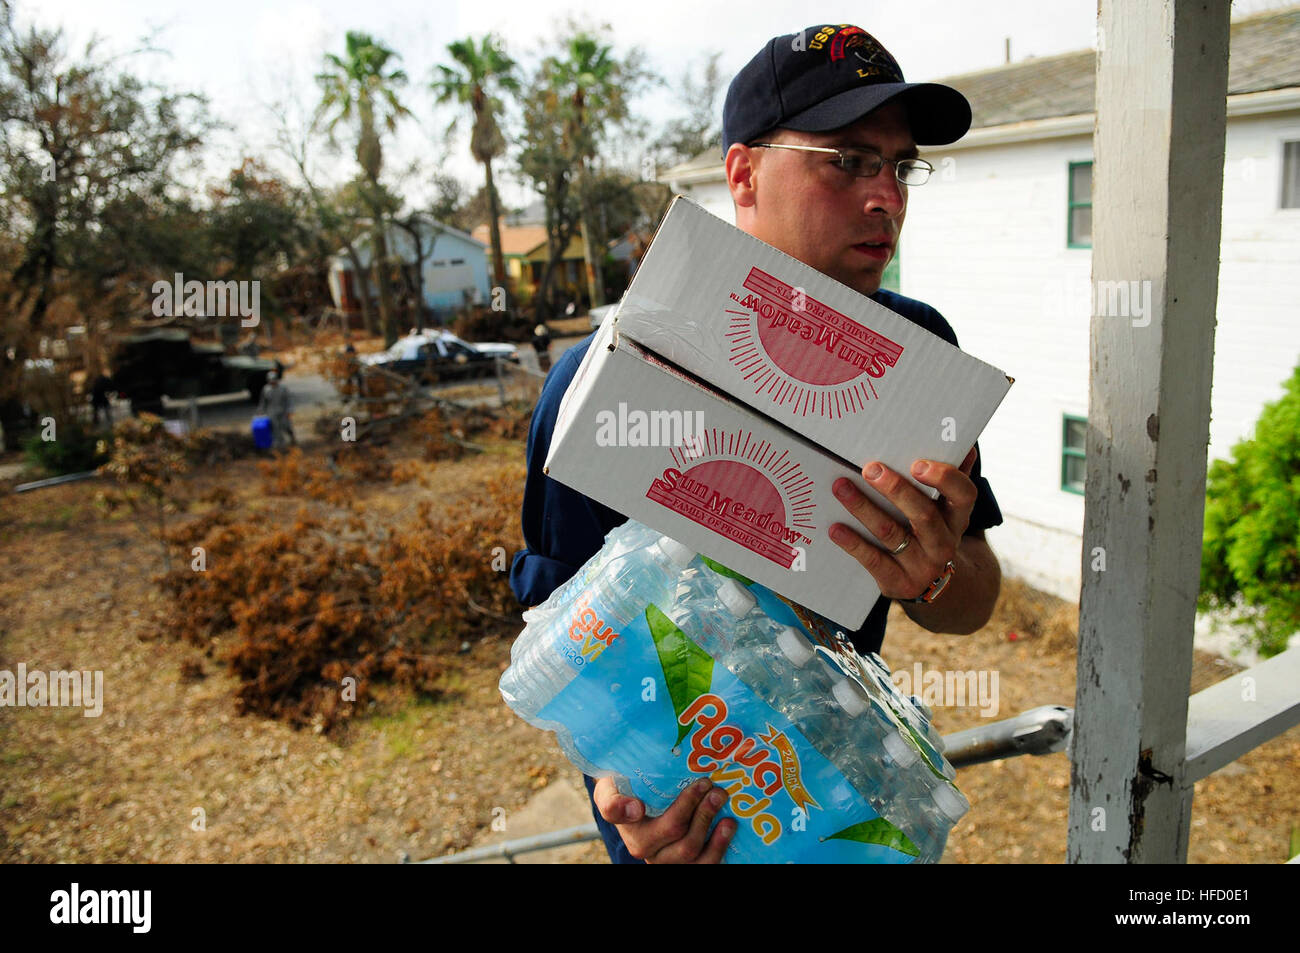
[700,556,754,587]
[825,818,920,857]
[898,716,947,780]
[646,603,714,747]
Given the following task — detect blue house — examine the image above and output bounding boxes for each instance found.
[328,217,491,323]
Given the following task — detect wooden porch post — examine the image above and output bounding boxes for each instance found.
[1067,0,1231,863]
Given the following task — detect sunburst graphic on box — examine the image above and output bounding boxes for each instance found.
[645,427,816,569]
[725,266,905,419]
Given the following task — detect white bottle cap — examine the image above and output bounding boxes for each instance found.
[655,536,696,568]
[931,783,970,823]
[776,627,814,667]
[716,578,757,618]
[831,678,868,717]
[883,729,919,768]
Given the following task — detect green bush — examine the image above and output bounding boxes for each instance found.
[1199,362,1300,657]
[23,420,110,476]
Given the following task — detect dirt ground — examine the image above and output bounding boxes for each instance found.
[1,414,1296,864]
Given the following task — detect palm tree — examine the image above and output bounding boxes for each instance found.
[317,31,410,345]
[549,34,629,310]
[432,35,518,296]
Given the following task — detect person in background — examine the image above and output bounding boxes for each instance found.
[532,323,552,373]
[257,371,294,449]
[90,371,114,429]
[343,342,363,400]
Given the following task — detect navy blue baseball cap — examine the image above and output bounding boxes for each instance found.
[722,25,972,154]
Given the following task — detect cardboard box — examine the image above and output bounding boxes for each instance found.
[613,197,1013,487]
[545,318,913,629]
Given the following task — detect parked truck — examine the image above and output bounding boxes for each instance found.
[112,329,282,416]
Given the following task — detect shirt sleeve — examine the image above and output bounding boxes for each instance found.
[509,339,628,607]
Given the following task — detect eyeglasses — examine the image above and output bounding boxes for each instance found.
[749,142,935,186]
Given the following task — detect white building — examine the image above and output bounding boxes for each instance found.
[328,217,491,319]
[661,7,1300,602]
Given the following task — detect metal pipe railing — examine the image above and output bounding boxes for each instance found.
[412,824,601,864]
[942,705,1074,768]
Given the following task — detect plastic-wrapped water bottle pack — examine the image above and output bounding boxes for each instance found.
[500,519,968,863]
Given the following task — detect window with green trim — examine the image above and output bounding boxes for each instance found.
[1068,161,1093,248]
[1062,414,1087,494]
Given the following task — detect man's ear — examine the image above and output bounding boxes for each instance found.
[725,143,759,210]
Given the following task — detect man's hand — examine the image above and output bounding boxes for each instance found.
[592,776,736,863]
[829,446,979,602]
[829,446,1000,633]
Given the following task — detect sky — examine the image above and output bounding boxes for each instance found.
[21,0,1294,211]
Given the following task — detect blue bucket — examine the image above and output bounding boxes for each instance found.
[251,415,273,449]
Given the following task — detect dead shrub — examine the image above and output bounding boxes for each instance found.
[156,462,525,733]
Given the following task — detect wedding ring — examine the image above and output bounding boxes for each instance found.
[890,535,912,556]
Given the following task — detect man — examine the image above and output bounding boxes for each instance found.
[343,342,364,400]
[532,323,552,373]
[510,24,1003,864]
[89,371,114,429]
[257,371,294,449]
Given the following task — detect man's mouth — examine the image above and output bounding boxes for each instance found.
[853,241,892,261]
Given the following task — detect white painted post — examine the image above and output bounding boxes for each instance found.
[1067,1,1230,863]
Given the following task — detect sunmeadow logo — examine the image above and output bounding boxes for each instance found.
[726,267,904,418]
[645,427,815,569]
[152,272,260,326]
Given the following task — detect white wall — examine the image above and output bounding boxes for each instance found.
[906,115,1300,599]
[675,180,736,225]
[1213,113,1300,462]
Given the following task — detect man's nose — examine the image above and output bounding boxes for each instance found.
[861,169,906,216]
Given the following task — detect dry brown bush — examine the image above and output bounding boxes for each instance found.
[156,451,525,733]
[413,408,466,462]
